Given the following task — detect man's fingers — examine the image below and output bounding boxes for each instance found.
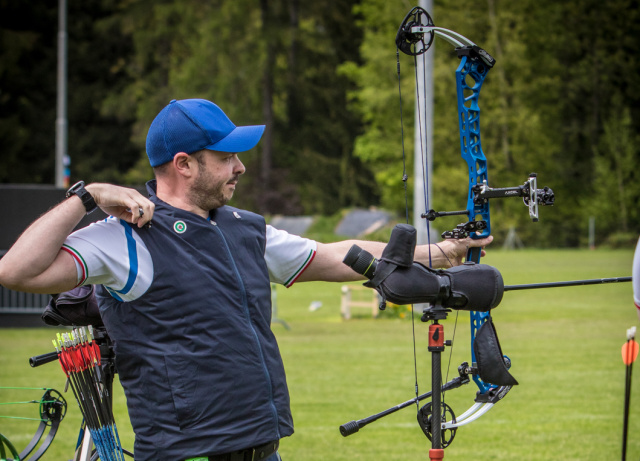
[467,235,493,248]
[88,183,154,227]
[137,201,154,227]
[126,199,154,227]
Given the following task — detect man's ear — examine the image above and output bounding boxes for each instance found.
[173,152,194,177]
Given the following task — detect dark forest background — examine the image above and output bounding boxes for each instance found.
[1,0,638,247]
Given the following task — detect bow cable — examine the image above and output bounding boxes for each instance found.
[395,47,422,409]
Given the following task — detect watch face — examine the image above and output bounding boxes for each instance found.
[67,181,85,197]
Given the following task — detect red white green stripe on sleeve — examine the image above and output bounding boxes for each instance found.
[62,243,89,286]
[284,249,316,288]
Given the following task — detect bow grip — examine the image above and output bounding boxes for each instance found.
[466,246,482,264]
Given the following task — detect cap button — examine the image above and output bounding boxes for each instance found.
[169,99,177,104]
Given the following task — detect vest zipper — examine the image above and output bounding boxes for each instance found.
[211,223,281,438]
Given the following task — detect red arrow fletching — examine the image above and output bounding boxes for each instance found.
[622,340,639,366]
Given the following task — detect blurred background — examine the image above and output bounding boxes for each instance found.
[1,0,639,249]
[1,2,639,459]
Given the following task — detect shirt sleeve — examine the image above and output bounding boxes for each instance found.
[265,225,317,287]
[62,216,153,301]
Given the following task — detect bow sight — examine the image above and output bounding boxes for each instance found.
[425,173,555,239]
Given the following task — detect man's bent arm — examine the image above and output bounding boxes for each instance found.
[0,183,154,294]
[0,196,89,293]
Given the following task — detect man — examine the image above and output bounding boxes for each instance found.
[0,99,492,460]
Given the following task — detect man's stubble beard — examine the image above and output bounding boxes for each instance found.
[190,168,237,211]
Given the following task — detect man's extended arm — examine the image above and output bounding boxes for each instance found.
[0,183,154,294]
[297,235,493,283]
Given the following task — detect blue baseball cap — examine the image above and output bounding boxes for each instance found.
[146,99,265,167]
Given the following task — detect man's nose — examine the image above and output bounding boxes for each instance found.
[233,156,246,175]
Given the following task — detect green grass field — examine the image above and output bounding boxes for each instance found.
[1,248,638,460]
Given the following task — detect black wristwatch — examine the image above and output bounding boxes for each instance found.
[66,181,97,214]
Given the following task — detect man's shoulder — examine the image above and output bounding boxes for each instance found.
[72,215,127,237]
[218,206,265,224]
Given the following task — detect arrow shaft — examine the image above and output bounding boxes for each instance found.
[622,360,634,460]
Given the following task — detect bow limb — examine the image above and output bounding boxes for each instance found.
[0,387,67,460]
[442,385,512,429]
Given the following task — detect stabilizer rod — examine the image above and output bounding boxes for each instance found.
[339,365,470,437]
[504,276,631,291]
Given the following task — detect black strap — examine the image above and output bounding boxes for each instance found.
[191,440,279,461]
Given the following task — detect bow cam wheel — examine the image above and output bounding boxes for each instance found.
[417,401,457,448]
[40,389,67,425]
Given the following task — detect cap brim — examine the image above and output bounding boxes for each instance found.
[205,124,265,153]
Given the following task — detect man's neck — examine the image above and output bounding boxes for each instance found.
[155,180,211,219]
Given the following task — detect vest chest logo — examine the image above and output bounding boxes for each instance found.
[173,221,187,234]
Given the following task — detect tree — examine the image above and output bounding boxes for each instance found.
[342,0,640,246]
[101,0,377,215]
[589,104,639,244]
[0,1,58,183]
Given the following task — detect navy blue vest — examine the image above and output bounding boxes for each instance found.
[97,183,292,460]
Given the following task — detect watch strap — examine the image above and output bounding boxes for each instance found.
[66,181,97,214]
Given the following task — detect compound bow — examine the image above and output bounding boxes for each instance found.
[400,1,552,429]
[400,5,557,449]
[340,6,555,457]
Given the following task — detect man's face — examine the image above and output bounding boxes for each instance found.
[190,150,246,210]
